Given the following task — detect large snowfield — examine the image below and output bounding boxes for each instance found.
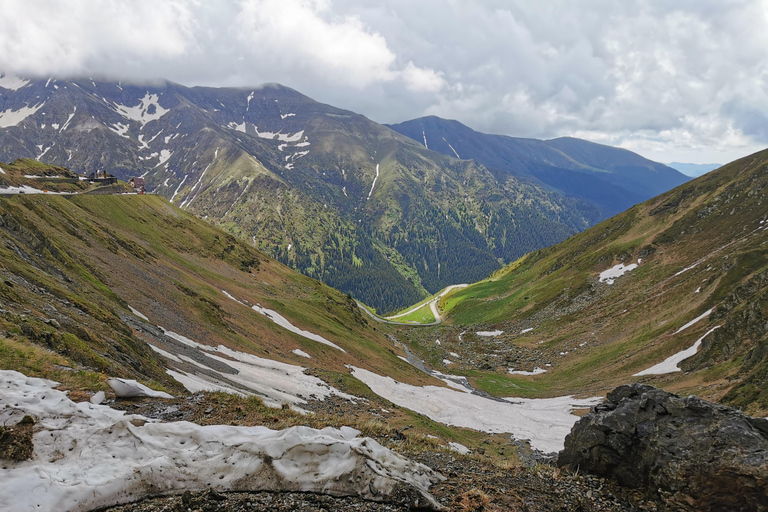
[0,370,442,512]
[350,366,600,453]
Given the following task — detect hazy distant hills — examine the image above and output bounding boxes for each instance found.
[666,162,722,177]
[387,116,690,217]
[0,77,679,313]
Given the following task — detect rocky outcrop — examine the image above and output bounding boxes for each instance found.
[558,383,768,511]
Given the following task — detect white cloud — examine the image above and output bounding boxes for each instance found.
[2,0,768,163]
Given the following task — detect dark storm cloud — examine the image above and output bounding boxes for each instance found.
[2,0,767,163]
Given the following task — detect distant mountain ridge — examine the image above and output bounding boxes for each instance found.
[666,162,721,177]
[386,116,690,217]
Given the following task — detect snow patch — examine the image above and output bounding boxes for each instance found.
[222,290,346,353]
[0,102,45,128]
[156,149,172,166]
[350,367,600,453]
[0,370,442,512]
[508,367,547,376]
[448,442,470,455]
[292,349,311,359]
[520,328,534,334]
[170,174,188,203]
[442,137,460,159]
[422,130,428,149]
[674,262,699,277]
[281,113,296,119]
[109,122,130,138]
[0,185,54,195]
[634,326,722,376]
[113,93,169,125]
[0,74,29,90]
[59,106,76,132]
[107,378,173,398]
[599,263,638,284]
[476,330,503,337]
[128,305,149,321]
[227,121,246,133]
[674,308,714,334]
[367,164,379,200]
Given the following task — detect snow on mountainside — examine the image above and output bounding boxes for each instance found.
[0,77,607,313]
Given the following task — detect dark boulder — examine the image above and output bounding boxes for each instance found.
[558,383,768,511]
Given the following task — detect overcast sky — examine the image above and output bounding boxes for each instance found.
[3,0,768,164]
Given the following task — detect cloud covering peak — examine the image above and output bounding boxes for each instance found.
[2,0,767,163]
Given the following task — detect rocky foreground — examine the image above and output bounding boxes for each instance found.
[559,383,768,511]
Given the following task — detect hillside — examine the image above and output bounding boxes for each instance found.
[387,116,690,217]
[0,78,607,312]
[0,191,441,396]
[402,148,768,414]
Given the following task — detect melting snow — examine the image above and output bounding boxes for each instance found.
[674,262,699,277]
[246,91,254,111]
[113,93,170,125]
[222,290,346,353]
[0,74,30,90]
[0,102,45,128]
[634,326,722,376]
[448,442,470,455]
[109,122,130,138]
[156,149,172,166]
[422,130,428,149]
[674,308,714,334]
[508,367,547,376]
[59,106,76,132]
[442,137,460,159]
[351,367,600,453]
[367,164,380,200]
[292,349,311,359]
[520,328,534,334]
[0,370,441,512]
[476,330,503,337]
[0,185,47,194]
[0,166,5,174]
[128,305,149,321]
[599,263,638,284]
[170,174,188,203]
[281,113,296,119]
[228,121,246,133]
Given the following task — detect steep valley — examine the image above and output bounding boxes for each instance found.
[0,78,686,313]
[399,148,768,415]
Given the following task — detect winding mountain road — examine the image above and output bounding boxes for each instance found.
[358,284,468,326]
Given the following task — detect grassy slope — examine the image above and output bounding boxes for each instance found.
[401,149,768,413]
[0,193,448,396]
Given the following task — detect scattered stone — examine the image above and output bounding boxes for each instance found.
[559,383,768,511]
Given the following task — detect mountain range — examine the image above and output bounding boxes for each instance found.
[387,116,690,218]
[0,77,686,313]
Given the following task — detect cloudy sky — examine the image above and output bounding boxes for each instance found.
[3,0,768,164]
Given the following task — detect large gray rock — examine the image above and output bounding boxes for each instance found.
[558,383,768,511]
